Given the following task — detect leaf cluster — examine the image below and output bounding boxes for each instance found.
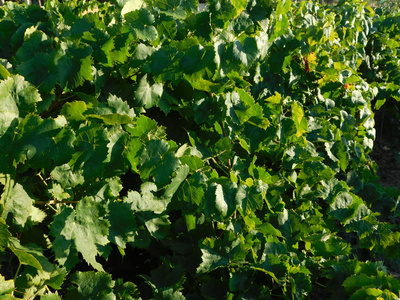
[0,0,400,299]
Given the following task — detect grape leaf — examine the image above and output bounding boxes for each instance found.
[0,218,11,252]
[235,180,268,214]
[134,74,163,109]
[0,274,14,295]
[124,8,158,41]
[104,130,130,177]
[197,246,229,274]
[204,182,237,220]
[54,41,94,89]
[124,186,171,240]
[15,29,52,63]
[125,115,165,141]
[1,175,46,230]
[107,200,137,249]
[61,101,89,122]
[232,37,258,67]
[51,164,85,189]
[50,197,109,271]
[0,75,41,135]
[68,124,109,180]
[139,139,180,187]
[12,114,75,170]
[164,164,190,199]
[175,171,207,207]
[16,52,57,94]
[153,0,187,19]
[9,237,43,272]
[65,271,115,300]
[8,237,67,294]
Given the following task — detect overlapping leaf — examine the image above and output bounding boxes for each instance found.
[50,197,109,271]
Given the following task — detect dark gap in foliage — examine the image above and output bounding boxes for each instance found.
[147,106,188,145]
[119,170,141,197]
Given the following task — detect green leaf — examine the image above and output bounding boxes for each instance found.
[176,171,207,207]
[107,200,137,249]
[126,115,165,141]
[332,140,350,172]
[157,14,178,41]
[342,273,376,293]
[232,37,258,67]
[204,182,237,219]
[54,41,93,89]
[65,271,115,300]
[1,176,46,230]
[126,184,168,213]
[121,0,145,15]
[0,20,18,59]
[305,234,351,257]
[0,274,14,295]
[141,213,171,240]
[214,183,228,218]
[276,209,305,248]
[179,154,204,172]
[153,0,187,18]
[106,94,136,119]
[15,29,52,63]
[61,101,88,122]
[16,52,57,94]
[40,294,62,300]
[228,88,269,128]
[328,191,354,221]
[298,161,334,185]
[50,198,110,271]
[317,178,348,204]
[124,8,158,41]
[0,75,41,135]
[164,164,190,199]
[124,187,171,240]
[235,180,268,214]
[197,245,229,274]
[114,279,140,300]
[134,74,163,109]
[140,139,180,187]
[9,238,43,272]
[104,130,130,176]
[179,45,216,76]
[209,0,246,27]
[271,0,291,38]
[0,63,10,80]
[213,137,233,164]
[145,46,182,82]
[50,164,85,189]
[0,218,11,252]
[12,114,75,169]
[69,124,109,180]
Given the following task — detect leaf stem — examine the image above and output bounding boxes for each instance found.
[13,262,22,283]
[37,172,48,186]
[219,121,232,170]
[211,157,229,176]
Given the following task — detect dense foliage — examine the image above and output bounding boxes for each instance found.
[1,0,400,298]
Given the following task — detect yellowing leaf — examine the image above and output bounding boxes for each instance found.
[306,52,317,64]
[292,101,307,137]
[265,92,282,104]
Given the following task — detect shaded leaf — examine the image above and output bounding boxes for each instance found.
[134,74,163,109]
[1,176,46,230]
[65,271,115,300]
[50,198,109,271]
